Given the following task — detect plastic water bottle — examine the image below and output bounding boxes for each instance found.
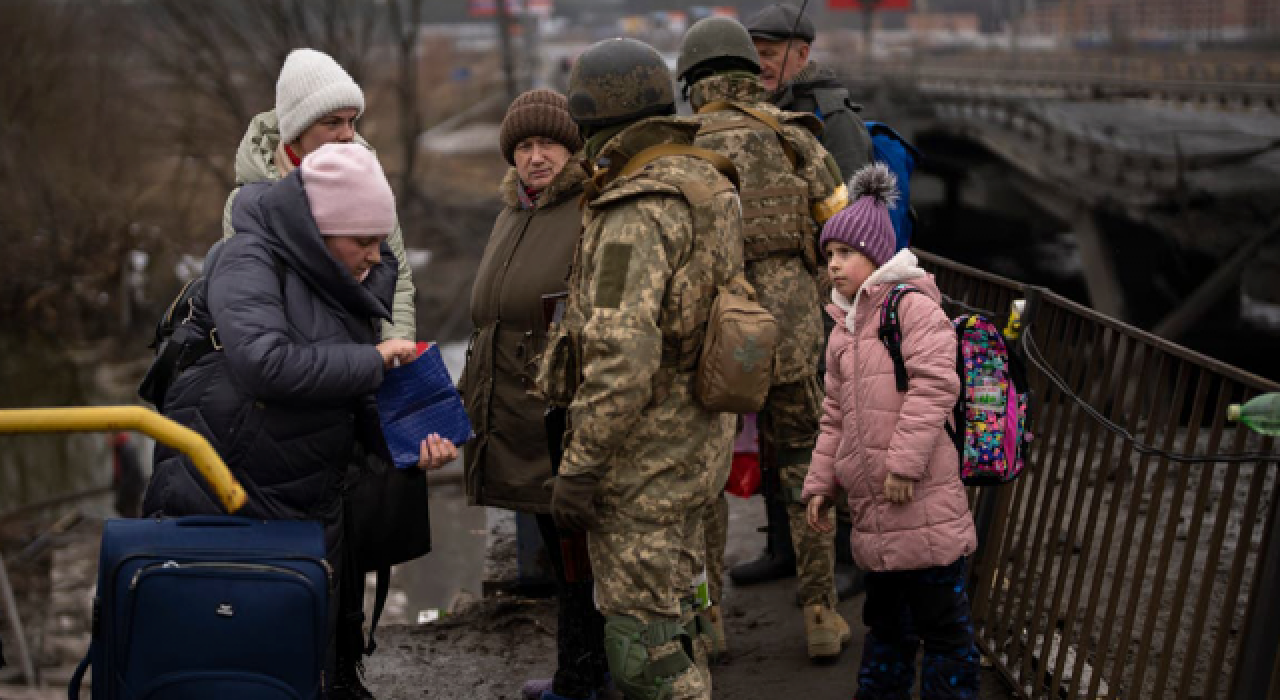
[693,568,711,610]
[1003,299,1026,341]
[1227,393,1280,436]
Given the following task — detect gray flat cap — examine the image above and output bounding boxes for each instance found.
[745,3,816,43]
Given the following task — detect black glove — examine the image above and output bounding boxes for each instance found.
[551,472,600,533]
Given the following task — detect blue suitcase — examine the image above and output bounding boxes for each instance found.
[69,516,330,700]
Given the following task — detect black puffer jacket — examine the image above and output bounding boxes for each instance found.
[143,172,396,521]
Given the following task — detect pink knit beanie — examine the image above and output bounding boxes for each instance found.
[300,143,396,237]
[819,163,899,267]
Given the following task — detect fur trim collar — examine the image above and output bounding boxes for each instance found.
[499,160,588,210]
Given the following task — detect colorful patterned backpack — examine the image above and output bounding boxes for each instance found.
[879,284,1032,485]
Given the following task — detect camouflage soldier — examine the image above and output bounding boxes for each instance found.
[678,16,852,663]
[536,38,743,700]
[742,1,874,603]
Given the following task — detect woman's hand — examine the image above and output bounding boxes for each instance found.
[418,433,457,471]
[806,494,835,533]
[884,473,915,504]
[377,339,418,369]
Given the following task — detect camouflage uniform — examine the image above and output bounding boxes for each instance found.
[701,492,729,605]
[689,73,847,609]
[538,116,741,700]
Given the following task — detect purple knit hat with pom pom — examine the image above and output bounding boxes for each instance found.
[819,163,899,267]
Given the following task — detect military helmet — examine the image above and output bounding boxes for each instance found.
[677,17,761,83]
[567,38,675,130]
[745,3,816,43]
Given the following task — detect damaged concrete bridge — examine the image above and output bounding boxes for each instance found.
[843,54,1280,349]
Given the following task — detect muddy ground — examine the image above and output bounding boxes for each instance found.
[0,471,1013,700]
[363,494,1015,700]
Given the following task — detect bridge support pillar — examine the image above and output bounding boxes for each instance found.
[1071,209,1128,320]
[1015,177,1128,320]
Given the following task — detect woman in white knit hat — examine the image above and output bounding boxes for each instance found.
[221,48,418,344]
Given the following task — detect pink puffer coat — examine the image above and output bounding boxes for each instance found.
[802,250,976,573]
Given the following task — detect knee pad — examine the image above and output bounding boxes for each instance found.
[604,615,695,700]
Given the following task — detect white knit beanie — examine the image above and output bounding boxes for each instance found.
[275,49,366,146]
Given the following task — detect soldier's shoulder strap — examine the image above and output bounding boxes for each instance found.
[618,143,741,193]
[586,144,739,211]
[778,109,825,138]
[697,100,799,169]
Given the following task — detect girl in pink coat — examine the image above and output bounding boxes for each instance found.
[804,164,980,700]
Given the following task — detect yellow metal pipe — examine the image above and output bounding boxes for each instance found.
[0,406,246,513]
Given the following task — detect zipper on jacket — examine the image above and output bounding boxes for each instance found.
[129,559,310,591]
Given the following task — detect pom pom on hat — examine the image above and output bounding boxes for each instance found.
[300,143,396,238]
[276,49,366,146]
[849,162,900,210]
[819,163,899,268]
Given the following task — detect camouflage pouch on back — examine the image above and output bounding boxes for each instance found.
[695,275,778,413]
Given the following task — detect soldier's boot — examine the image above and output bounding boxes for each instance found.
[702,604,728,662]
[835,518,867,601]
[728,494,796,585]
[804,604,851,662]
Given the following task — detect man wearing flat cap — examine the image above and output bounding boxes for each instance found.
[746,2,873,183]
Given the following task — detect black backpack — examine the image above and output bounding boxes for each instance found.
[137,241,283,411]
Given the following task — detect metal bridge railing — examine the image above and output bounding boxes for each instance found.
[916,250,1280,700]
[850,60,1280,112]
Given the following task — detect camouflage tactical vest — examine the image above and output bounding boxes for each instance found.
[695,100,819,269]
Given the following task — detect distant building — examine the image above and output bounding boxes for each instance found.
[1020,0,1278,41]
[906,12,981,34]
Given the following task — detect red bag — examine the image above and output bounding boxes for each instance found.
[724,413,761,499]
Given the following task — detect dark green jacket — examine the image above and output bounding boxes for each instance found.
[461,163,586,513]
[772,62,873,182]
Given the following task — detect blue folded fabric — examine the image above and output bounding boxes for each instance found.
[376,343,473,469]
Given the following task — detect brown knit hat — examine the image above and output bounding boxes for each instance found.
[499,89,583,165]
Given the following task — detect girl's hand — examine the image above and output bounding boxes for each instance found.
[884,473,915,504]
[377,339,418,369]
[418,433,457,470]
[806,495,835,533]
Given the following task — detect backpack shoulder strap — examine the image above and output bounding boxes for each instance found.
[878,284,924,393]
[865,121,923,161]
[698,100,799,168]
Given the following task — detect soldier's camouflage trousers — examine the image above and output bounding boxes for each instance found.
[856,558,980,700]
[592,510,712,700]
[701,492,729,605]
[762,377,835,607]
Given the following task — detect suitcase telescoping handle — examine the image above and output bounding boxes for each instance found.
[0,405,246,513]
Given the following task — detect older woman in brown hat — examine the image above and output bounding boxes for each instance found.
[459,89,605,700]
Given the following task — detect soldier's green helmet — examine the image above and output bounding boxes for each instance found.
[677,16,762,84]
[567,38,675,129]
